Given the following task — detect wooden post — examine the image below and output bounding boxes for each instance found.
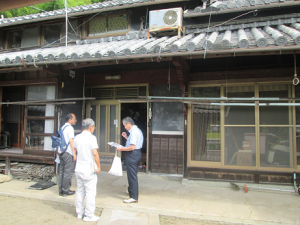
[5,157,11,176]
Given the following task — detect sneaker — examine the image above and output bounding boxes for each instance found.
[77,214,83,219]
[83,215,100,222]
[123,198,138,203]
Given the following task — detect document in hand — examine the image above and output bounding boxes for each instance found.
[107,142,124,148]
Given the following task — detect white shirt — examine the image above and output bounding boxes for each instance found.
[126,125,143,149]
[62,123,75,155]
[74,130,99,175]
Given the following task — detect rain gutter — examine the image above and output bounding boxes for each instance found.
[1,45,300,69]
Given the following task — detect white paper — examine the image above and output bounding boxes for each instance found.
[107,142,124,148]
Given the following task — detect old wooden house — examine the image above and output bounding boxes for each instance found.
[0,0,300,184]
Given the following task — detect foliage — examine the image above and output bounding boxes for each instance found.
[1,0,106,18]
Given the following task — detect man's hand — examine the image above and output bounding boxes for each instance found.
[122,132,128,139]
[97,167,101,174]
[117,146,123,151]
[73,154,77,161]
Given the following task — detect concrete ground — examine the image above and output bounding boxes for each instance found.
[0,172,300,225]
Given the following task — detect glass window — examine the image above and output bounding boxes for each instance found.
[107,14,128,34]
[44,25,61,45]
[99,105,107,153]
[26,135,52,150]
[191,87,220,162]
[26,85,56,151]
[225,86,255,125]
[22,27,39,47]
[89,17,106,36]
[192,105,220,161]
[109,105,117,153]
[225,127,256,166]
[27,119,54,134]
[259,84,290,125]
[7,30,22,48]
[61,20,78,43]
[88,14,129,37]
[260,127,293,168]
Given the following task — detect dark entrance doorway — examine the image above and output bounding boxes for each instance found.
[1,86,25,149]
[120,103,147,172]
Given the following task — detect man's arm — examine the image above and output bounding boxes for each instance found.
[70,138,76,161]
[117,144,135,152]
[93,149,101,174]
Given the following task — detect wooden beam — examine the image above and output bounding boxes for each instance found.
[43,65,61,75]
[0,78,57,86]
[0,66,42,74]
[61,57,173,70]
[0,0,55,11]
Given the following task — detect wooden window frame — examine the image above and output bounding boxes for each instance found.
[83,12,130,39]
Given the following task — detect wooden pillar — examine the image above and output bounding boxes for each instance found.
[172,57,189,178]
[5,157,11,176]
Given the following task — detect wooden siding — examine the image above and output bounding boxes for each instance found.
[151,135,183,174]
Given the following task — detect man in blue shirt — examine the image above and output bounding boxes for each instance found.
[117,117,143,203]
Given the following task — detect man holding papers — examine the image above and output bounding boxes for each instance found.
[117,116,144,203]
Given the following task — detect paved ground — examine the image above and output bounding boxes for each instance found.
[1,172,300,225]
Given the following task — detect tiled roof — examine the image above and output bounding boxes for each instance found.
[184,0,300,17]
[0,0,186,28]
[0,18,300,68]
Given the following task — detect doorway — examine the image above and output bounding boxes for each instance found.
[121,103,147,173]
[1,86,25,149]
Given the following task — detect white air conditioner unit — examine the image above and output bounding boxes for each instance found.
[149,7,183,31]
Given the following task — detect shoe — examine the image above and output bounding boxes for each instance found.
[77,214,83,219]
[123,198,138,203]
[61,190,75,197]
[83,215,99,222]
[125,190,129,194]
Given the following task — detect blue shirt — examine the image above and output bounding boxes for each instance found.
[126,125,143,149]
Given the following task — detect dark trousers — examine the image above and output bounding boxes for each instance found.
[59,152,75,193]
[125,149,141,200]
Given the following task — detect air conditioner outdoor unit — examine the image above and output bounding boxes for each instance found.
[149,7,183,31]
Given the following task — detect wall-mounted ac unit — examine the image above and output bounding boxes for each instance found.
[149,7,183,31]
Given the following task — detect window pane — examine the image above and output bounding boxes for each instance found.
[89,17,106,37]
[225,127,256,166]
[260,127,293,168]
[61,21,78,42]
[28,86,56,100]
[10,31,22,48]
[107,14,128,34]
[225,86,255,125]
[259,84,290,125]
[192,105,220,161]
[22,27,39,47]
[109,105,117,153]
[27,119,54,134]
[27,105,55,117]
[26,135,52,151]
[191,86,220,97]
[45,25,61,45]
[99,105,107,153]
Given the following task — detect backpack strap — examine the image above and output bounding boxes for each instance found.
[61,124,71,147]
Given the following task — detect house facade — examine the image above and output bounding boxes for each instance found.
[0,0,300,183]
